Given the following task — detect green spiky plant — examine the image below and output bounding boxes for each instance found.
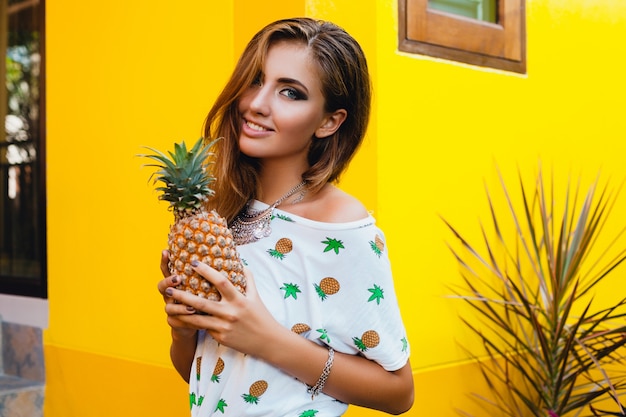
[443,167,626,417]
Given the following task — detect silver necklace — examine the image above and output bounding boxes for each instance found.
[230,180,307,245]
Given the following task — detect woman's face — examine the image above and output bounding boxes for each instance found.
[237,41,337,165]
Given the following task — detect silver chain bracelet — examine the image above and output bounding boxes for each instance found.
[307,347,335,399]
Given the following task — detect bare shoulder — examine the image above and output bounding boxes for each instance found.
[303,184,369,223]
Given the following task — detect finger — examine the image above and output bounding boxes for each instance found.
[164,299,198,316]
[160,250,171,277]
[166,286,218,315]
[191,260,240,299]
[171,310,219,333]
[157,274,180,296]
[241,267,256,296]
[166,313,204,333]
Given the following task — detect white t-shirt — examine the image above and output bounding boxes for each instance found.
[189,202,411,416]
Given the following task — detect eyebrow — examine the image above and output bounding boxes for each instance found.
[277,77,309,94]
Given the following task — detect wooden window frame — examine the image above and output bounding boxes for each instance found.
[0,0,47,298]
[398,0,526,73]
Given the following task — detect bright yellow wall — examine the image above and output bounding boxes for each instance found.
[375,0,626,368]
[43,0,626,416]
[45,2,235,416]
[373,0,626,413]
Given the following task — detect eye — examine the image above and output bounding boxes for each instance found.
[280,87,306,101]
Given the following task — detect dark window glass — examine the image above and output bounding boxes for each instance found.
[428,0,497,23]
[0,0,46,298]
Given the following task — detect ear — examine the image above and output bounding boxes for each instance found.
[315,109,347,139]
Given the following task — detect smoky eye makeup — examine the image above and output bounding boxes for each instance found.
[280,87,307,100]
[276,77,309,100]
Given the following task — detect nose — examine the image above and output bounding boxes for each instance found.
[246,84,271,116]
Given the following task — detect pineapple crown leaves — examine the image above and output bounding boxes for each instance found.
[139,137,220,217]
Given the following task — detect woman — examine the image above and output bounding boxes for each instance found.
[158,17,414,416]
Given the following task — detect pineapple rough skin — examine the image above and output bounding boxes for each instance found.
[168,209,246,300]
[141,138,246,300]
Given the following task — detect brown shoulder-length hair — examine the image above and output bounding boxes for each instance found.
[203,17,372,222]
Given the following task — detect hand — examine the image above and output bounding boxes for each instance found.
[163,261,280,358]
[156,250,197,337]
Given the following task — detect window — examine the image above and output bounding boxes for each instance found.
[0,0,47,298]
[398,0,526,73]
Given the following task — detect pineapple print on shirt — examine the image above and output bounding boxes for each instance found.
[190,356,205,409]
[314,277,340,300]
[317,328,331,344]
[369,233,385,257]
[211,357,224,382]
[353,330,380,352]
[215,398,228,413]
[367,284,385,305]
[281,282,302,299]
[267,237,293,260]
[242,380,269,404]
[291,323,312,335]
[190,392,205,409]
[188,210,410,417]
[321,237,345,254]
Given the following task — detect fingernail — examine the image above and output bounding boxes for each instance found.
[186,306,196,312]
[191,260,199,267]
[165,288,173,296]
[171,275,179,284]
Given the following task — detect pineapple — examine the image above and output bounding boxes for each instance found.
[141,138,246,300]
[211,357,225,382]
[321,237,344,254]
[291,322,311,334]
[275,237,293,254]
[267,237,293,259]
[314,277,340,300]
[196,356,202,381]
[353,330,380,351]
[280,282,301,299]
[367,284,385,305]
[215,398,227,413]
[369,234,385,257]
[242,380,268,404]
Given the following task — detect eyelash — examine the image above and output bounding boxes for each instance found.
[250,76,306,101]
[280,87,306,101]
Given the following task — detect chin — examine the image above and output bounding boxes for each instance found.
[237,138,264,159]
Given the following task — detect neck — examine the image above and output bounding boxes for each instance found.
[256,161,309,205]
[256,179,307,207]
